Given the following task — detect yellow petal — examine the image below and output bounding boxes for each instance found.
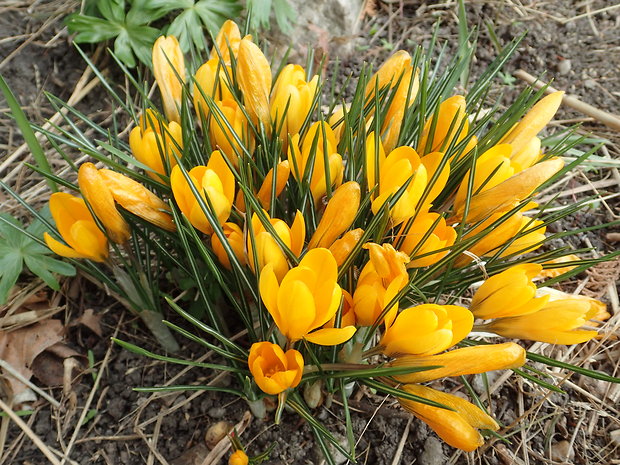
[305,326,357,346]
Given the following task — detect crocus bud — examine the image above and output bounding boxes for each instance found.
[308,181,360,249]
[379,304,473,357]
[237,38,272,127]
[209,98,252,166]
[248,342,303,395]
[329,228,363,266]
[259,248,356,345]
[398,385,499,451]
[193,59,234,117]
[44,193,108,262]
[228,450,249,465]
[152,36,185,123]
[129,110,183,179]
[211,222,246,270]
[256,160,290,209]
[170,151,235,234]
[397,212,456,268]
[211,20,241,63]
[391,342,526,383]
[270,64,319,139]
[417,95,472,156]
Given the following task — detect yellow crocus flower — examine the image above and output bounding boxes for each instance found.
[129,109,183,179]
[470,263,549,319]
[170,150,235,234]
[329,228,364,266]
[270,64,319,139]
[248,341,303,395]
[209,98,252,166]
[483,296,606,344]
[288,123,344,203]
[44,192,108,262]
[308,181,360,249]
[325,290,356,329]
[396,212,456,268]
[391,342,526,383]
[256,160,290,210]
[352,243,409,326]
[511,136,542,171]
[228,450,249,465]
[366,134,428,226]
[237,37,272,127]
[193,59,234,117]
[152,36,185,123]
[211,222,246,270]
[210,20,241,63]
[380,303,473,357]
[398,385,499,451]
[258,248,356,345]
[247,210,305,282]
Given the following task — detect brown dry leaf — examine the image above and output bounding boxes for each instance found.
[0,319,63,397]
[361,0,378,19]
[30,342,85,388]
[70,308,103,337]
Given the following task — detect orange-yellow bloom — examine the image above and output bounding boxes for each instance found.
[539,254,580,278]
[352,243,409,326]
[248,342,303,395]
[44,193,108,262]
[470,264,549,319]
[228,450,249,465]
[511,136,542,171]
[211,222,246,270]
[237,38,272,126]
[380,304,473,357]
[259,248,356,345]
[483,296,606,344]
[170,151,235,234]
[210,20,241,63]
[256,160,290,209]
[366,134,428,226]
[539,288,610,322]
[129,109,183,179]
[193,59,234,117]
[152,36,184,123]
[391,342,526,383]
[270,64,319,138]
[308,181,360,249]
[329,228,364,266]
[288,123,344,203]
[209,98,252,165]
[399,385,499,451]
[325,290,356,329]
[248,210,305,281]
[396,212,456,268]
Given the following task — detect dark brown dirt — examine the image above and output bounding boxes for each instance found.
[1,1,619,464]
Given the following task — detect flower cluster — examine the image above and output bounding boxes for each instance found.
[39,20,613,461]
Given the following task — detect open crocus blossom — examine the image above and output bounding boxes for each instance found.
[270,64,319,139]
[391,342,526,383]
[399,385,499,451]
[482,296,608,344]
[44,193,108,262]
[396,212,456,268]
[259,248,356,345]
[129,109,183,179]
[152,36,184,123]
[247,210,305,281]
[248,342,304,395]
[380,304,473,357]
[170,150,235,234]
[308,181,360,249]
[470,263,549,319]
[237,37,272,127]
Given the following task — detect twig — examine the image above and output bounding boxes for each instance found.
[0,360,60,408]
[0,398,61,465]
[513,69,620,131]
[390,416,412,465]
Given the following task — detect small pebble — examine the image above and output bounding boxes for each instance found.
[584,79,597,89]
[558,59,571,75]
[419,436,446,465]
[205,421,232,449]
[207,406,226,419]
[610,429,620,446]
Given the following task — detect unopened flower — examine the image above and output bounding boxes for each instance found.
[228,449,249,465]
[538,288,610,322]
[259,248,356,345]
[288,123,344,203]
[211,222,246,270]
[399,385,499,451]
[510,136,542,171]
[78,163,175,243]
[470,264,549,319]
[247,210,305,281]
[193,59,234,117]
[170,150,235,234]
[256,160,290,209]
[379,303,473,357]
[325,290,356,329]
[152,36,184,123]
[483,296,606,344]
[210,20,241,63]
[352,243,409,326]
[270,64,319,139]
[329,228,364,266]
[396,212,456,268]
[391,342,526,383]
[129,109,183,179]
[248,342,303,395]
[210,98,252,165]
[44,193,108,262]
[538,254,580,278]
[308,181,360,249]
[237,38,272,127]
[366,134,428,226]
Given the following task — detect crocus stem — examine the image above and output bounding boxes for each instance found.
[139,309,180,353]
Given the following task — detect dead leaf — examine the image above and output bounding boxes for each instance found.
[70,308,103,337]
[30,342,85,388]
[0,319,63,397]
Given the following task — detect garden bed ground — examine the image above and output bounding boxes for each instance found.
[1,1,619,464]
